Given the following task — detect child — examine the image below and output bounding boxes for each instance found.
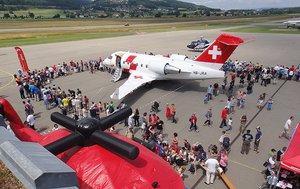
[226,117,233,131]
[204,95,208,104]
[267,98,273,110]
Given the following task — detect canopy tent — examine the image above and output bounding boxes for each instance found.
[280,123,300,174]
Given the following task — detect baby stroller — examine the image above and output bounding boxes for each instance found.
[150,101,160,113]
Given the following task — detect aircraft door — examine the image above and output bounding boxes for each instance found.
[116,55,121,68]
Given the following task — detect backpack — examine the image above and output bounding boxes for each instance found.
[108,105,114,113]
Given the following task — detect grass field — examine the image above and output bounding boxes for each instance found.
[0,15,298,47]
[0,15,293,29]
[0,8,65,18]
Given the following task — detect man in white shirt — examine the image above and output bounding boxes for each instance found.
[279,116,294,140]
[26,114,36,130]
[204,158,219,185]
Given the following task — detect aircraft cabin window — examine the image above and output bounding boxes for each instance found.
[146,65,148,68]
[141,64,143,67]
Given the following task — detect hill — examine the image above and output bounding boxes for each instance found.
[91,0,207,10]
[0,0,209,11]
[0,0,91,10]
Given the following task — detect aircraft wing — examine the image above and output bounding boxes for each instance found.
[110,72,155,100]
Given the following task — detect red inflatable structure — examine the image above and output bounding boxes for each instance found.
[0,98,184,189]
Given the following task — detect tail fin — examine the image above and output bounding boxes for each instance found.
[194,34,244,69]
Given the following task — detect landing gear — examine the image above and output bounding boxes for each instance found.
[145,82,152,88]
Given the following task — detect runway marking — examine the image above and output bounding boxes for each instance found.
[97,87,104,94]
[138,84,185,110]
[191,79,288,189]
[0,68,14,91]
[229,159,262,173]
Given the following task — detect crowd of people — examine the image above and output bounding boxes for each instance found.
[12,58,299,187]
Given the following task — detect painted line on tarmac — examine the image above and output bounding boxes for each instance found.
[191,79,288,189]
[229,159,261,173]
[138,84,185,110]
[231,79,288,145]
[0,69,14,91]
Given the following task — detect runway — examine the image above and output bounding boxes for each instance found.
[0,26,299,189]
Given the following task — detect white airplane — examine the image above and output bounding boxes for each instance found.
[283,20,300,29]
[103,34,244,100]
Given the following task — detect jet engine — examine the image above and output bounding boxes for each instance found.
[148,62,181,75]
[170,54,188,61]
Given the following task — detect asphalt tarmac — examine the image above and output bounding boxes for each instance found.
[0,27,299,189]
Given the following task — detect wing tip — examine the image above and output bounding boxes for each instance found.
[110,88,121,100]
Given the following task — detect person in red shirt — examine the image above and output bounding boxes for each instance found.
[220,107,228,128]
[231,73,236,85]
[166,103,171,120]
[152,114,158,125]
[189,113,199,132]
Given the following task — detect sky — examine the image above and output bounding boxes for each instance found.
[180,0,300,10]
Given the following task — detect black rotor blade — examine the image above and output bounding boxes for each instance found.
[132,137,156,152]
[99,107,132,131]
[0,114,7,127]
[51,112,78,131]
[91,130,139,160]
[0,103,4,117]
[44,132,85,155]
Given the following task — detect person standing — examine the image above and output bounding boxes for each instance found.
[219,150,229,173]
[207,85,213,101]
[23,100,31,118]
[26,114,36,130]
[204,157,219,185]
[165,103,171,120]
[239,114,247,133]
[254,126,262,153]
[241,130,253,155]
[220,107,228,128]
[170,104,177,123]
[203,108,212,127]
[18,85,26,99]
[267,98,274,110]
[172,132,179,153]
[189,113,199,132]
[133,108,140,127]
[226,117,233,131]
[279,116,295,140]
[155,117,164,135]
[276,147,287,162]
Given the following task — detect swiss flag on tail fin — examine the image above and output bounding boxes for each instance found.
[195,34,244,64]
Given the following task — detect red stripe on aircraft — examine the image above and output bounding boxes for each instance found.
[130,63,137,70]
[126,55,137,63]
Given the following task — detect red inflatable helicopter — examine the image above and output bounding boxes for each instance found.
[0,98,184,189]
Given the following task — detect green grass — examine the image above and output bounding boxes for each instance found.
[0,15,299,47]
[0,14,295,29]
[225,26,300,34]
[0,8,66,18]
[0,32,133,47]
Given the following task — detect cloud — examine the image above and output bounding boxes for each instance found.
[181,0,300,9]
